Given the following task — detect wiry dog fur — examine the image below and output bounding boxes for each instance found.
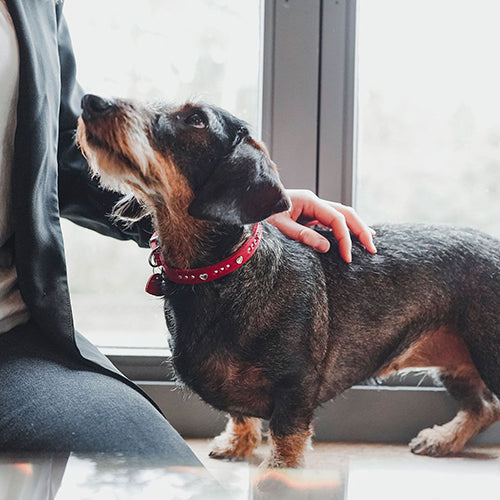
[77,94,500,467]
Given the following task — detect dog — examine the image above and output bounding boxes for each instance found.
[77,94,500,468]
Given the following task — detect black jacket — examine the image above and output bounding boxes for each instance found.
[7,0,155,395]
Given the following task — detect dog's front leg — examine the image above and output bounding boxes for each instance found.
[263,403,313,468]
[209,415,262,461]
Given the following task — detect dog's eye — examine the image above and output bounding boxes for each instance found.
[185,112,206,129]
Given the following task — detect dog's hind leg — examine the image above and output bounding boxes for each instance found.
[209,416,262,461]
[410,367,500,456]
[377,326,500,456]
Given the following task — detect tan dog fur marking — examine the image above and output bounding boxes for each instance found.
[376,326,474,377]
[209,417,262,460]
[264,428,313,468]
[78,114,211,269]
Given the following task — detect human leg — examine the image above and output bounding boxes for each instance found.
[0,322,200,465]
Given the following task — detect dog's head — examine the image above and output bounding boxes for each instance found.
[77,94,290,225]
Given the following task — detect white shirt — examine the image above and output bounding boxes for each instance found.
[0,0,29,333]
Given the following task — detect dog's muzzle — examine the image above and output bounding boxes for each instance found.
[81,94,114,122]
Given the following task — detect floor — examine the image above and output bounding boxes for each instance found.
[187,439,500,500]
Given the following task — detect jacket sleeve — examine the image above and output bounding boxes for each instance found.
[55,6,153,249]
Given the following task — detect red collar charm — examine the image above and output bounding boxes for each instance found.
[146,223,263,295]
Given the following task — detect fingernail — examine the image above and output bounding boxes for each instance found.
[315,241,330,253]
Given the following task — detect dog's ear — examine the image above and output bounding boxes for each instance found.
[188,137,290,225]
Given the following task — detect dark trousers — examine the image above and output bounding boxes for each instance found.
[0,321,200,465]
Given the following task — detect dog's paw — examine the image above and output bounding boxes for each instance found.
[409,426,463,456]
[208,433,253,461]
[209,417,262,461]
[208,447,242,461]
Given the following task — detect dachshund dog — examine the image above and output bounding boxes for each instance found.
[77,94,500,468]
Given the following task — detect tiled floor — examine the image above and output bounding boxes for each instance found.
[187,439,500,499]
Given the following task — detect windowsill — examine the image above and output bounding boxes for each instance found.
[101,346,171,358]
[139,380,500,444]
[103,346,173,381]
[103,346,438,387]
[100,348,500,444]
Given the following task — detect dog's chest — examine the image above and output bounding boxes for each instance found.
[174,349,273,418]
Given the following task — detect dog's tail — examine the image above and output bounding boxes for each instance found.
[465,334,500,398]
[459,255,500,397]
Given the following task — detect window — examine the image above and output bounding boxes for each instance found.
[61,0,500,442]
[356,0,500,237]
[264,0,500,239]
[62,0,262,349]
[63,0,500,354]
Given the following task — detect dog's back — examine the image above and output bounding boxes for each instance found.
[314,223,500,399]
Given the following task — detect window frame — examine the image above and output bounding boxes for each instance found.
[262,0,357,205]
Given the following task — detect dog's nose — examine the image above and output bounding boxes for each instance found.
[81,94,113,121]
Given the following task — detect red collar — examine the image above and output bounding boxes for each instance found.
[146,223,262,294]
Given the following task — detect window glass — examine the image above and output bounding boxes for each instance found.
[62,0,262,348]
[356,0,500,238]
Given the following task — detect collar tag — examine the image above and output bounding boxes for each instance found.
[145,273,164,296]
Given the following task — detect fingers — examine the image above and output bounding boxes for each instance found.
[329,202,377,255]
[267,213,331,253]
[270,189,377,263]
[288,192,355,261]
[310,207,353,261]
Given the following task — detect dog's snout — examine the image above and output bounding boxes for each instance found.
[81,94,113,121]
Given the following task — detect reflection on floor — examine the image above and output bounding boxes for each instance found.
[187,439,500,500]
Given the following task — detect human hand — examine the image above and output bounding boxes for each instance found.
[266,189,377,263]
